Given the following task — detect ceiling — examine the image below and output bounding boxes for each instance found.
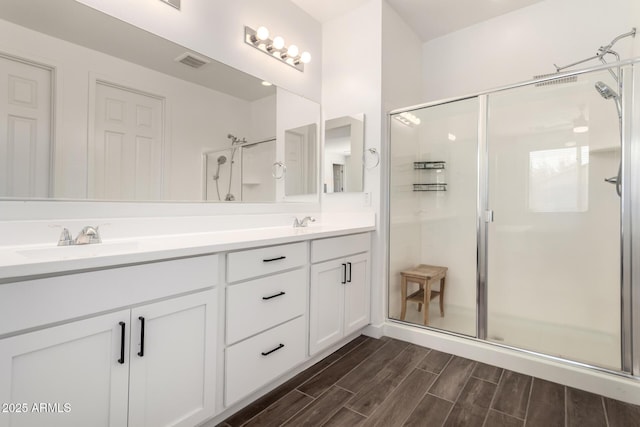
[292,0,546,42]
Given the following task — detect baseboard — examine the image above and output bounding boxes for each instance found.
[384,321,640,406]
[362,322,384,339]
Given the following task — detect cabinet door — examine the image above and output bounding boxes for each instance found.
[128,291,216,427]
[309,259,345,355]
[344,252,370,336]
[0,310,130,427]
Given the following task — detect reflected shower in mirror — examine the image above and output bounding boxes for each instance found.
[0,0,283,202]
[324,114,364,193]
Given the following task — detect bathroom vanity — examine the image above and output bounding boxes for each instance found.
[0,215,374,427]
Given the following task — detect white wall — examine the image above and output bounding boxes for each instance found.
[76,0,322,102]
[0,18,264,201]
[321,0,383,327]
[422,0,640,101]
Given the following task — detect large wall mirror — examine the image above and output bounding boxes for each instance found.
[323,114,364,193]
[0,0,319,203]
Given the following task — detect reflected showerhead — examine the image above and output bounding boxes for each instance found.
[217,155,227,165]
[595,81,618,100]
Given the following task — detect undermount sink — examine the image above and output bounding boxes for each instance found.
[17,241,140,261]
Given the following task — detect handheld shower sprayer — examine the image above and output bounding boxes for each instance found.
[213,155,227,180]
[594,81,621,118]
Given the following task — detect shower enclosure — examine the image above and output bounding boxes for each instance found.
[388,60,640,374]
[203,136,276,202]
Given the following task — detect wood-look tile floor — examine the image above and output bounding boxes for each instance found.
[218,336,640,427]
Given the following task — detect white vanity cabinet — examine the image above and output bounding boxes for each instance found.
[0,255,218,427]
[309,233,371,355]
[224,242,308,405]
[0,310,131,427]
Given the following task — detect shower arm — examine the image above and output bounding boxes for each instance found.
[553,27,636,73]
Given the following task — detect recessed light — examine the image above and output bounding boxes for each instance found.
[261,81,273,86]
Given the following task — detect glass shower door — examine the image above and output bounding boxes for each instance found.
[389,98,479,336]
[485,68,623,370]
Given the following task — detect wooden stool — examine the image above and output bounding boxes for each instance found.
[400,264,447,326]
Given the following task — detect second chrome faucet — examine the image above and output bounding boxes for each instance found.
[58,226,102,246]
[293,216,316,228]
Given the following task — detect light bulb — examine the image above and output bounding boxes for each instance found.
[287,45,299,57]
[300,51,311,64]
[272,36,285,50]
[256,26,269,41]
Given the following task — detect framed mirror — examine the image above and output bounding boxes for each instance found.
[323,114,365,193]
[0,0,318,203]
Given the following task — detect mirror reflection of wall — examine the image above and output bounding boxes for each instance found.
[324,114,364,193]
[0,0,286,203]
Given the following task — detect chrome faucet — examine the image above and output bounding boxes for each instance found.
[293,216,316,228]
[57,226,102,246]
[57,228,74,246]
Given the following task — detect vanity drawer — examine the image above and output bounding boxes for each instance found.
[311,233,371,263]
[225,316,305,405]
[226,268,306,345]
[227,242,307,283]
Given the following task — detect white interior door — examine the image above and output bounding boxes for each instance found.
[0,55,52,198]
[284,130,304,196]
[92,81,163,200]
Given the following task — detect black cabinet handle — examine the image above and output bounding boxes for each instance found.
[263,256,286,263]
[137,316,145,357]
[262,291,286,300]
[118,322,125,364]
[341,263,347,284]
[261,343,285,356]
[347,262,352,283]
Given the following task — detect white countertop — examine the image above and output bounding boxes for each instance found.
[0,216,375,282]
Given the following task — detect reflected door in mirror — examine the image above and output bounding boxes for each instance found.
[0,55,52,198]
[284,124,317,197]
[324,114,364,193]
[91,82,163,200]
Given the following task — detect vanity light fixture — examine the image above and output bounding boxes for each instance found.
[394,112,421,127]
[245,26,311,72]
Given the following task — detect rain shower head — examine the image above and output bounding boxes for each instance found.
[595,81,619,100]
[217,155,227,165]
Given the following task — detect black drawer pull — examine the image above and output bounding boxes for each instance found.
[341,263,347,284]
[261,343,285,356]
[347,262,352,283]
[263,256,286,263]
[137,316,145,357]
[118,322,125,364]
[263,291,286,300]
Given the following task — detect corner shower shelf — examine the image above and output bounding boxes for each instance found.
[414,161,445,170]
[414,161,447,191]
[413,183,447,192]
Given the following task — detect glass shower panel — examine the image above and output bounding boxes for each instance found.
[389,98,478,336]
[486,69,622,370]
